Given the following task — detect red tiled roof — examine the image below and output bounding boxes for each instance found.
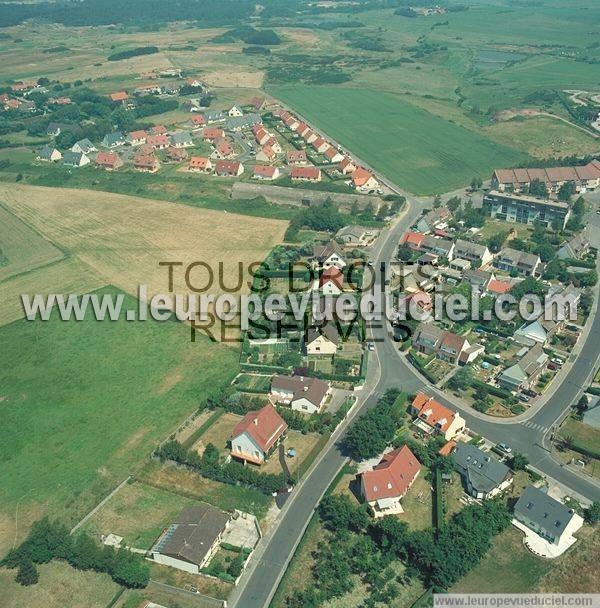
[290,166,321,180]
[352,167,374,187]
[129,129,147,140]
[191,115,205,125]
[286,150,307,163]
[110,91,129,102]
[95,152,120,168]
[340,157,355,170]
[231,403,287,453]
[189,156,211,170]
[402,231,425,247]
[438,440,456,457]
[216,138,234,155]
[253,164,277,178]
[319,266,344,289]
[440,331,467,353]
[203,127,224,140]
[133,153,158,169]
[411,392,456,433]
[215,160,242,175]
[361,445,421,502]
[259,144,276,160]
[151,125,167,134]
[487,279,512,294]
[146,134,170,147]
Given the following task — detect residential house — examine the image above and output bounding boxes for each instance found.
[190,114,206,129]
[495,247,541,276]
[271,375,330,414]
[170,131,194,148]
[283,115,300,131]
[203,111,225,124]
[228,105,244,117]
[557,229,590,260]
[186,77,203,88]
[491,161,600,194]
[514,317,560,346]
[256,145,277,163]
[166,147,188,163]
[146,134,171,150]
[336,225,372,246]
[339,157,356,175]
[313,241,347,269]
[226,113,261,132]
[420,235,455,260]
[294,122,310,138]
[286,150,308,165]
[36,146,61,162]
[46,122,65,137]
[95,151,123,171]
[109,91,129,103]
[486,278,513,296]
[351,168,378,192]
[133,153,159,173]
[483,191,570,229]
[412,324,444,355]
[214,138,235,159]
[318,266,345,295]
[416,207,451,233]
[449,258,471,273]
[290,166,321,182]
[498,343,548,392]
[151,125,168,135]
[324,147,344,164]
[71,138,97,155]
[412,325,483,366]
[102,131,126,148]
[453,239,493,269]
[249,96,267,111]
[254,127,271,146]
[188,156,213,173]
[215,160,244,177]
[62,151,90,168]
[401,231,425,250]
[134,83,162,96]
[514,486,583,547]
[263,136,281,153]
[230,403,287,465]
[463,268,494,291]
[151,505,230,574]
[253,165,279,181]
[410,392,466,441]
[203,127,225,142]
[305,324,340,356]
[360,446,422,517]
[303,129,318,144]
[453,443,513,499]
[311,137,330,154]
[128,130,148,146]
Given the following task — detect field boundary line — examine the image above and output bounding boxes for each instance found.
[70,475,131,535]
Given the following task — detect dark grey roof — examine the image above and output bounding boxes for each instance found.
[62,150,85,165]
[306,323,340,346]
[453,443,511,494]
[154,505,230,566]
[102,131,124,146]
[514,485,575,538]
[170,131,193,144]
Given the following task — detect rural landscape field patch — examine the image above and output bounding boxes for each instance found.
[270,86,527,194]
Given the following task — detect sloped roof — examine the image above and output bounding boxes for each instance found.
[361,445,421,502]
[271,375,329,406]
[306,323,340,346]
[411,392,457,433]
[231,403,287,452]
[514,485,575,538]
[453,443,512,494]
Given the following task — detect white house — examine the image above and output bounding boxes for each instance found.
[271,375,330,414]
[228,105,244,117]
[305,324,340,356]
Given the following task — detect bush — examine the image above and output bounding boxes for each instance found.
[108,46,158,61]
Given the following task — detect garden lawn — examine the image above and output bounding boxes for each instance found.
[269,86,527,195]
[0,287,238,555]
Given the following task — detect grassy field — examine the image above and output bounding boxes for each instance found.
[269,86,527,195]
[0,286,239,556]
[0,204,64,282]
[559,417,600,453]
[0,183,287,327]
[0,560,120,608]
[81,480,198,550]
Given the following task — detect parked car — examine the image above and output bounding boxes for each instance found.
[523,388,538,398]
[518,394,530,403]
[497,443,512,454]
[551,357,564,366]
[367,342,375,351]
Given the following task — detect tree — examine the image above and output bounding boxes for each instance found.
[15,559,38,586]
[557,181,576,202]
[584,501,600,524]
[447,366,473,391]
[470,176,482,191]
[510,453,529,471]
[110,549,150,588]
[528,178,548,198]
[433,195,442,209]
[487,230,508,253]
[447,196,461,214]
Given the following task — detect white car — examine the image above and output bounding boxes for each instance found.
[367,342,375,351]
[551,357,564,365]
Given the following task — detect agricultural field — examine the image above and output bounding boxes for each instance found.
[0,561,120,608]
[0,286,239,556]
[269,85,527,195]
[0,183,287,327]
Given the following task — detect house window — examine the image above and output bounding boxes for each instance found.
[302,404,308,410]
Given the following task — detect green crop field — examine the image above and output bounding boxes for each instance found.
[270,86,527,195]
[0,287,238,555]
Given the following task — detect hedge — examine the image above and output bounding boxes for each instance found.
[586,386,600,396]
[408,352,438,384]
[568,439,600,460]
[471,379,512,400]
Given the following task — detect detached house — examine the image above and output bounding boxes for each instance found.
[324,147,344,164]
[271,375,330,414]
[256,145,277,163]
[166,147,188,163]
[214,138,235,159]
[514,486,583,550]
[71,138,97,155]
[102,131,126,148]
[351,168,378,192]
[203,127,225,142]
[453,239,493,269]
[95,151,123,171]
[290,166,321,182]
[253,165,279,181]
[215,160,244,177]
[305,324,340,356]
[311,137,330,154]
[133,153,159,173]
[110,91,129,103]
[286,150,307,165]
[360,446,421,517]
[413,325,483,366]
[318,266,345,295]
[557,229,590,260]
[410,392,466,441]
[230,403,287,465]
[146,134,171,150]
[188,156,213,173]
[453,443,513,499]
[170,132,194,148]
[498,343,548,392]
[62,151,90,168]
[190,114,206,129]
[313,241,347,270]
[416,208,451,234]
[128,130,148,146]
[495,247,541,277]
[228,105,244,117]
[339,157,357,175]
[36,146,61,162]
